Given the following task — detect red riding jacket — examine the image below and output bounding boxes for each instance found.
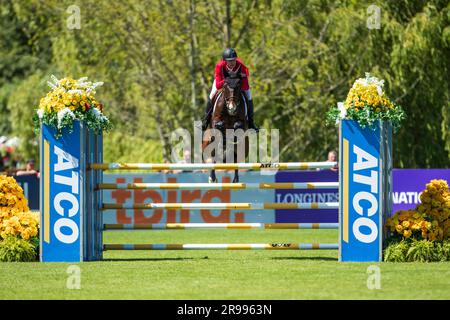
[214,58,250,91]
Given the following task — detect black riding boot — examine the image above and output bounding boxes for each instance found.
[202,98,213,131]
[247,99,259,131]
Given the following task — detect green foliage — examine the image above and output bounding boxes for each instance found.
[327,104,406,132]
[384,238,450,262]
[436,241,450,261]
[0,236,37,262]
[383,239,409,262]
[28,236,39,256]
[0,0,448,166]
[34,107,113,139]
[406,239,439,262]
[7,73,47,163]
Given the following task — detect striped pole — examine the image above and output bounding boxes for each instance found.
[102,202,339,210]
[103,223,339,230]
[97,182,339,190]
[103,243,339,250]
[90,161,337,171]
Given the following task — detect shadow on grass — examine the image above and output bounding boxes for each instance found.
[272,256,338,261]
[102,257,195,262]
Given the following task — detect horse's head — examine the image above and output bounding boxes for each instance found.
[223,75,241,116]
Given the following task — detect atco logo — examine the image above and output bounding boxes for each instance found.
[260,163,279,169]
[271,243,291,248]
[52,145,80,244]
[351,144,379,244]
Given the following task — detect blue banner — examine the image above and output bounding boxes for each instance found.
[393,169,450,213]
[340,120,383,262]
[275,170,338,222]
[40,124,83,262]
[102,171,276,224]
[15,175,39,210]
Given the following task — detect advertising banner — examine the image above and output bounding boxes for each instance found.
[103,171,276,224]
[274,170,338,222]
[339,120,385,262]
[40,124,83,262]
[393,169,450,212]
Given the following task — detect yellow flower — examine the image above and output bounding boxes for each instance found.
[403,230,412,238]
[411,223,421,231]
[401,220,410,228]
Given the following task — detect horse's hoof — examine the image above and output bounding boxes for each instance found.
[208,177,217,183]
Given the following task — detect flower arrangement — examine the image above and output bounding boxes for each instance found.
[0,175,39,241]
[34,75,112,137]
[327,73,405,130]
[0,175,29,215]
[384,179,450,262]
[386,179,450,241]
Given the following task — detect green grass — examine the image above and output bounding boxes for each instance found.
[1,229,449,299]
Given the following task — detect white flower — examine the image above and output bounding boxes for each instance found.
[364,72,385,87]
[89,107,107,121]
[47,81,57,89]
[68,89,83,94]
[92,82,104,89]
[37,109,44,119]
[337,102,347,122]
[354,73,385,92]
[50,74,60,85]
[355,78,368,87]
[57,108,76,128]
[376,85,383,97]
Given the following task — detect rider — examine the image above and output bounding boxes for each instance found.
[202,48,258,131]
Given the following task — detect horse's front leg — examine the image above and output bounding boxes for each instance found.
[209,169,217,183]
[232,169,239,183]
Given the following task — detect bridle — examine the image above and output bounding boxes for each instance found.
[223,78,241,116]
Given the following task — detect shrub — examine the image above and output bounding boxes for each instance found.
[383,239,409,262]
[406,239,439,262]
[0,236,38,262]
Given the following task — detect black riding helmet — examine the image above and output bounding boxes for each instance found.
[222,48,238,61]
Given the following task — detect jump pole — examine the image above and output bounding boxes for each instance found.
[97,182,339,190]
[103,243,340,250]
[39,119,392,262]
[103,223,339,230]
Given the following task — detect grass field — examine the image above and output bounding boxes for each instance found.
[1,229,450,299]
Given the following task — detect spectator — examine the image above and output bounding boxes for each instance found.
[327,150,338,172]
[16,159,40,178]
[161,159,173,174]
[171,149,197,173]
[181,150,193,173]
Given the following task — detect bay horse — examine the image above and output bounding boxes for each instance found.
[202,73,249,183]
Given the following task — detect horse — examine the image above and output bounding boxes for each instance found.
[202,73,249,183]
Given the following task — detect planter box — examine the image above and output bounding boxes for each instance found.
[39,121,103,262]
[339,119,392,262]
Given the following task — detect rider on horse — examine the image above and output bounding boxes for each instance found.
[201,48,258,131]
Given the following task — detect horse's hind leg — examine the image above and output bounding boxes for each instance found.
[209,169,217,183]
[232,169,239,183]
